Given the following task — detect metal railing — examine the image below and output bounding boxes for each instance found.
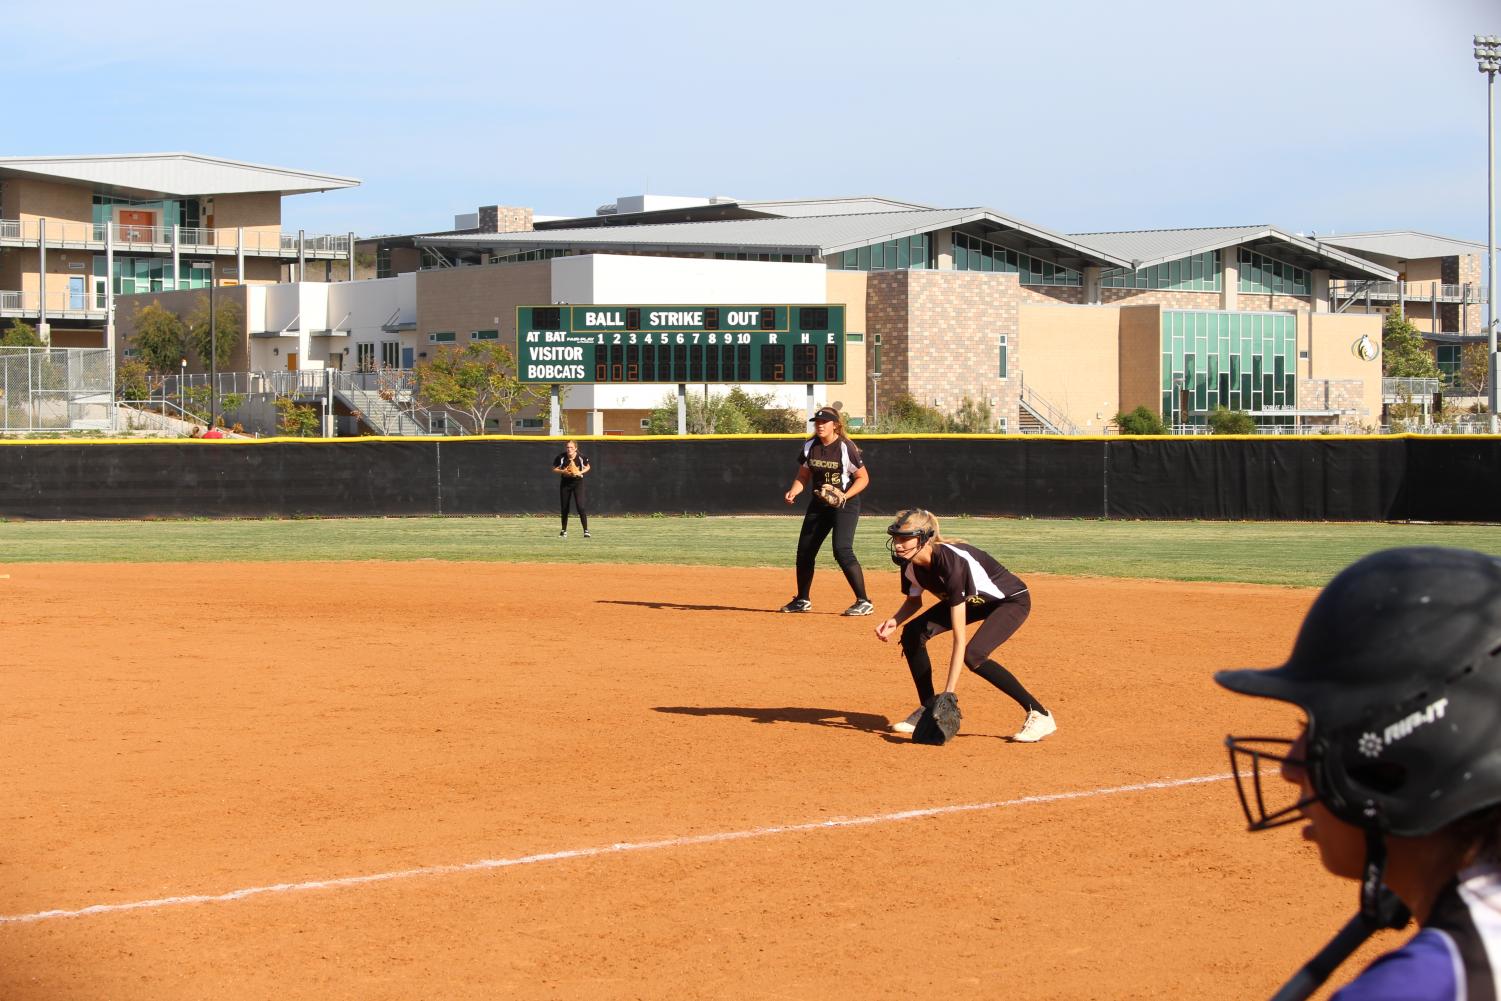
[0,288,107,315]
[1383,377,1442,399]
[1016,372,1082,435]
[1331,280,1487,305]
[0,218,351,256]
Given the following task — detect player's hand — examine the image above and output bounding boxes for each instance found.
[784,487,798,504]
[875,618,898,642]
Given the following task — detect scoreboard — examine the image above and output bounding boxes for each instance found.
[517,304,845,385]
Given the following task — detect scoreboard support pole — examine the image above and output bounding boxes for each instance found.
[676,384,687,435]
[806,384,815,421]
[549,385,561,436]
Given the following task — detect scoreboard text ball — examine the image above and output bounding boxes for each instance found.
[517,304,845,385]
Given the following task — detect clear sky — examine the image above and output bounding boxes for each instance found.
[10,0,1500,243]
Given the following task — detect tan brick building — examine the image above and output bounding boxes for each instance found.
[0,153,358,349]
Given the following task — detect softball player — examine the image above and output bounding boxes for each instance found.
[552,439,591,538]
[1218,547,1501,1001]
[876,509,1054,742]
[780,407,872,616]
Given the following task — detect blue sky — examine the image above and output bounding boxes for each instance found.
[10,0,1500,242]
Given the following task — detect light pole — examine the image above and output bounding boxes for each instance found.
[208,276,217,430]
[1478,34,1500,432]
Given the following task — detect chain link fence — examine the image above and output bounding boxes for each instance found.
[0,347,114,433]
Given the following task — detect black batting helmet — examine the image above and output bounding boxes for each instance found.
[1217,546,1501,838]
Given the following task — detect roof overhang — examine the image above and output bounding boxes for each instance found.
[1124,227,1396,280]
[0,153,359,198]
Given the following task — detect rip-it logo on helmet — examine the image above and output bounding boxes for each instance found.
[1356,696,1450,758]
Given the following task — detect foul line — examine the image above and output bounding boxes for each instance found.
[0,772,1230,926]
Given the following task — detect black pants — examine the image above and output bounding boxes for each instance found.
[899,594,1044,713]
[794,499,867,602]
[560,480,587,531]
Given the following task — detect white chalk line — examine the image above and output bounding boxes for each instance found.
[0,772,1231,926]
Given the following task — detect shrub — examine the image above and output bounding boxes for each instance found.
[1114,406,1169,435]
[1207,408,1255,435]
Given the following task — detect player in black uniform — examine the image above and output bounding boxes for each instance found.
[875,508,1055,742]
[552,439,591,538]
[780,407,873,616]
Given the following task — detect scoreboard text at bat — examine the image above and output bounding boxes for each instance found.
[516,305,846,385]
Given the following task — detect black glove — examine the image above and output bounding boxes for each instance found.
[911,692,961,745]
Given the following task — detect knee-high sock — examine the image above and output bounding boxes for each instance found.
[972,659,1046,714]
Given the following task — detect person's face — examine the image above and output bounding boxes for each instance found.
[1281,727,1367,880]
[565,442,577,456]
[890,534,921,561]
[813,418,836,441]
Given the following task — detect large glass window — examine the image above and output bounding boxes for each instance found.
[1239,248,1310,296]
[1101,251,1222,291]
[830,234,931,272]
[1437,345,1462,387]
[951,232,1082,287]
[1161,311,1297,427]
[94,256,212,295]
[715,252,811,262]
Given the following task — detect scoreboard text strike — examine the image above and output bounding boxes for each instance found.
[517,305,846,385]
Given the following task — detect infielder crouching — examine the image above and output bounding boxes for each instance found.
[876,508,1055,743]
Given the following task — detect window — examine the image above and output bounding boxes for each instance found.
[828,234,930,271]
[1239,248,1310,296]
[952,232,1081,286]
[1437,345,1462,387]
[514,417,545,429]
[640,418,651,429]
[428,331,456,343]
[998,335,1009,378]
[1101,251,1222,291]
[380,341,400,369]
[872,333,882,376]
[1160,311,1297,427]
[356,343,376,372]
[471,329,499,340]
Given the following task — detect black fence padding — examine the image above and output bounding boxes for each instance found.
[1,436,1498,522]
[1104,439,1407,521]
[1402,439,1501,523]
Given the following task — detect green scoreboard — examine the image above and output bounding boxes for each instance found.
[517,304,846,385]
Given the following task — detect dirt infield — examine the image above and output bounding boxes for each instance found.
[0,562,1402,1000]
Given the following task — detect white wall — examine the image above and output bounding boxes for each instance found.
[550,254,832,411]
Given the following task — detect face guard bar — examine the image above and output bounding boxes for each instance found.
[1224,736,1319,832]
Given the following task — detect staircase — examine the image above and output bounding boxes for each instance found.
[331,374,429,435]
[1016,376,1081,435]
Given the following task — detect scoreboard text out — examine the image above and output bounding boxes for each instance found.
[517,304,845,385]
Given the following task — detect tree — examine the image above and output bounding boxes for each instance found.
[1207,407,1256,434]
[1458,343,1490,398]
[186,296,243,371]
[1114,405,1169,435]
[414,342,547,435]
[273,396,321,437]
[115,359,151,401]
[869,393,948,433]
[1,320,42,347]
[129,301,188,373]
[947,395,996,433]
[1381,308,1441,379]
[722,387,802,433]
[645,390,754,434]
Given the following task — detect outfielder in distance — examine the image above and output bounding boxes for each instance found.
[552,439,591,539]
[1217,547,1501,1001]
[780,406,873,617]
[876,509,1055,743]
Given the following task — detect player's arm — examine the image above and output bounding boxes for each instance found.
[784,466,810,504]
[875,595,924,641]
[841,464,870,501]
[941,601,968,694]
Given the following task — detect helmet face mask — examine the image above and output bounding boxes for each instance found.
[1224,735,1319,831]
[886,511,933,568]
[1218,547,1501,839]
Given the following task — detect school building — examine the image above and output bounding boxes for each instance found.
[126,190,1497,435]
[0,153,359,349]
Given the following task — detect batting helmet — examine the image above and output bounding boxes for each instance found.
[1217,546,1501,838]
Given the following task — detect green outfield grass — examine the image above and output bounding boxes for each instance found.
[3,516,1500,586]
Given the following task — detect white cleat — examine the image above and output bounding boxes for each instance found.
[1012,709,1057,743]
[891,706,925,734]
